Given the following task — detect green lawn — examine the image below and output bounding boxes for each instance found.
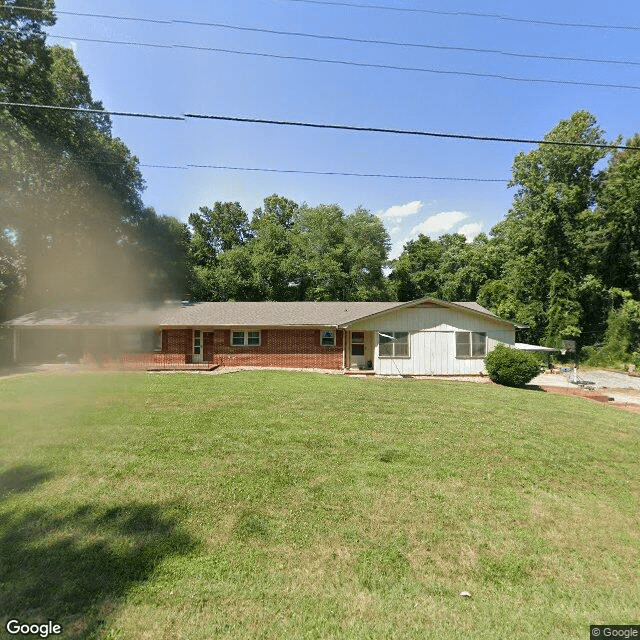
[1,371,638,639]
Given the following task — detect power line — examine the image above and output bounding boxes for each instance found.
[6,3,638,33]
[31,25,640,70]
[0,101,185,120]
[184,114,640,151]
[171,21,640,68]
[34,32,640,93]
[5,5,171,24]
[185,164,508,181]
[174,45,640,92]
[283,0,640,32]
[3,101,638,150]
[19,156,509,182]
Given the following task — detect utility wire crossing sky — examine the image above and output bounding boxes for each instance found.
[7,0,640,258]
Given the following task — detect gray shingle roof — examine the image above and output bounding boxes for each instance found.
[159,301,402,327]
[4,299,514,328]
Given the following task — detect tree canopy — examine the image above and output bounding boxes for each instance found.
[2,6,640,367]
[1,2,188,317]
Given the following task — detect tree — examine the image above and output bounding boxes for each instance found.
[292,204,350,300]
[598,134,640,297]
[343,207,391,300]
[389,234,444,301]
[390,232,497,303]
[0,0,56,135]
[488,111,609,344]
[252,193,298,230]
[1,8,182,314]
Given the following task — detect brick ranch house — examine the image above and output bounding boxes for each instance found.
[5,298,519,375]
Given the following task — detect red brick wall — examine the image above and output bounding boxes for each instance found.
[82,352,186,370]
[119,352,186,369]
[165,328,191,356]
[188,328,344,369]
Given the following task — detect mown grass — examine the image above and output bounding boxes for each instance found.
[1,371,638,639]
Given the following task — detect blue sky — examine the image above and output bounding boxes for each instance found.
[46,0,640,258]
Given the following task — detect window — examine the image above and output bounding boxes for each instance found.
[321,330,336,347]
[378,331,409,357]
[153,329,163,352]
[455,331,486,358]
[351,331,365,356]
[193,329,202,355]
[231,330,261,346]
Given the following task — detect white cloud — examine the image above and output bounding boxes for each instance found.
[458,223,482,241]
[385,210,483,260]
[379,200,423,219]
[388,240,406,261]
[70,41,77,53]
[407,210,468,238]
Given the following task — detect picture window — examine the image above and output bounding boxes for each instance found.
[232,330,261,347]
[455,331,486,358]
[378,331,409,358]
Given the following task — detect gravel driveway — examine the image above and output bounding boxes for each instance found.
[530,369,640,390]
[529,369,640,408]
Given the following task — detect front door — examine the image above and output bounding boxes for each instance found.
[351,331,366,368]
[193,329,203,363]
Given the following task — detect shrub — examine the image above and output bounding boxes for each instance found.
[484,344,542,387]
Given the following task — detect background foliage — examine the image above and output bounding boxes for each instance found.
[2,3,640,365]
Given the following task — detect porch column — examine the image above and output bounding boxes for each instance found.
[342,329,346,369]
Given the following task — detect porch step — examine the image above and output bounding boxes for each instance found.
[146,364,220,372]
[344,369,375,376]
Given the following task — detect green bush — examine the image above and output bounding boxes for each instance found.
[484,344,542,387]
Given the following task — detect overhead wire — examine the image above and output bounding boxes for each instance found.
[63,156,508,180]
[6,6,640,92]
[2,102,638,151]
[12,25,640,69]
[282,0,640,31]
[5,3,638,32]
[0,101,185,120]
[5,6,640,70]
[183,114,639,151]
[185,164,509,181]
[174,46,640,92]
[167,21,640,68]
[23,32,640,93]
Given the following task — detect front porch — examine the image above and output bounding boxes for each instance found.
[343,330,376,372]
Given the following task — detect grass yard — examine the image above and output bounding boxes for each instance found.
[0,371,638,639]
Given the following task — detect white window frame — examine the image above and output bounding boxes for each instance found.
[321,330,336,347]
[455,331,487,358]
[231,330,261,347]
[193,329,203,358]
[378,331,410,358]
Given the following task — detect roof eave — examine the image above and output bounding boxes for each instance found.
[338,297,516,328]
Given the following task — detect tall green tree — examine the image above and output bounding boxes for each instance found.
[343,206,391,300]
[389,234,444,301]
[486,111,609,343]
[390,232,498,303]
[598,134,640,297]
